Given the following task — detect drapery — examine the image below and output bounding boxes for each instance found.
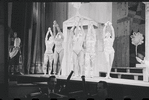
[20,2,46,74]
[12,2,68,74]
[10,2,67,74]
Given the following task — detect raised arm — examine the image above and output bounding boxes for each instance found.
[45,27,51,42]
[103,23,107,39]
[109,22,115,41]
[53,21,56,37]
[56,23,61,33]
[80,19,86,39]
[49,27,53,37]
[70,21,77,38]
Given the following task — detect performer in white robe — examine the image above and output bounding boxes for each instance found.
[9,32,21,74]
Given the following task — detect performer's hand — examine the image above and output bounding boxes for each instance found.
[108,21,112,25]
[53,20,57,27]
[48,27,51,31]
[55,23,59,27]
[53,20,57,25]
[105,22,108,26]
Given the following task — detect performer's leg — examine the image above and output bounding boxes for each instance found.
[109,52,114,69]
[78,50,85,76]
[90,54,95,78]
[104,52,111,78]
[107,52,115,78]
[57,49,64,76]
[9,58,13,75]
[49,54,54,75]
[53,51,58,75]
[85,53,90,77]
[73,51,78,76]
[43,54,48,75]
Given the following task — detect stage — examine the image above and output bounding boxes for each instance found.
[9,74,149,87]
[9,74,149,99]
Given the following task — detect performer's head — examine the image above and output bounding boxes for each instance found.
[56,33,62,39]
[96,81,108,98]
[14,32,17,38]
[47,76,57,90]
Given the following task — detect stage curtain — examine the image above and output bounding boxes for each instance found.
[21,2,46,74]
[21,2,68,74]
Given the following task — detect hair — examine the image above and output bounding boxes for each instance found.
[14,32,17,34]
[48,75,56,82]
[97,81,108,89]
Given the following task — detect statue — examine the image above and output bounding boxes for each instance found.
[103,21,115,79]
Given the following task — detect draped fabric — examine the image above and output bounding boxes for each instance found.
[10,2,68,74]
[21,2,46,74]
[19,2,68,74]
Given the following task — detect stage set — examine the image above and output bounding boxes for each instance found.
[8,2,149,99]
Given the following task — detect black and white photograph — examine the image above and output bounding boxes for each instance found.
[2,2,149,100]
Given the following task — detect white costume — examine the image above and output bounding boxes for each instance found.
[53,32,64,75]
[103,21,115,78]
[43,28,54,75]
[71,25,85,77]
[9,38,21,59]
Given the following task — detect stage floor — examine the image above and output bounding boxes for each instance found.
[13,74,149,88]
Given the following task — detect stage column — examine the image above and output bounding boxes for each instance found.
[144,2,149,62]
[136,2,149,82]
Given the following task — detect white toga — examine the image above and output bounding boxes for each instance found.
[9,38,21,59]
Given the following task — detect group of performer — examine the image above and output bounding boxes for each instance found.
[43,18,115,79]
[42,20,64,76]
[8,19,115,79]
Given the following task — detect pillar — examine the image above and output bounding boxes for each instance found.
[144,2,149,61]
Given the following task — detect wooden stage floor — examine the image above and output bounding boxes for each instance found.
[12,74,149,88]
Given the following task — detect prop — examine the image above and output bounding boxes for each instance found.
[130,32,144,55]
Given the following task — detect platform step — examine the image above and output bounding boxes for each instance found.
[99,71,143,80]
[111,67,144,73]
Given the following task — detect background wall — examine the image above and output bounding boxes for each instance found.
[68,2,112,23]
[112,2,145,67]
